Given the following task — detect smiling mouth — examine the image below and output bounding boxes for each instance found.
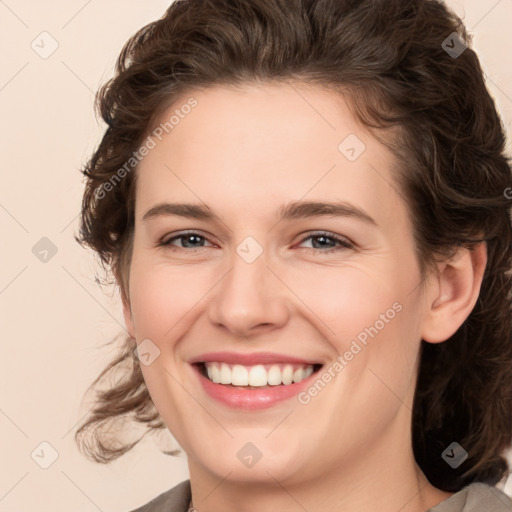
[195,362,323,388]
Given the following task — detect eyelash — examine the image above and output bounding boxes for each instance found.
[158,231,354,254]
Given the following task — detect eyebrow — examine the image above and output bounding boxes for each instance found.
[142,200,377,226]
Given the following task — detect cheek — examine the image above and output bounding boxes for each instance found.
[284,260,404,338]
[128,239,421,353]
[128,259,213,340]
[294,258,422,377]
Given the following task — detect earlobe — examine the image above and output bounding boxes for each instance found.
[421,242,487,344]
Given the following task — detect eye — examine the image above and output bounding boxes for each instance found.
[296,232,354,253]
[158,230,354,254]
[159,231,213,252]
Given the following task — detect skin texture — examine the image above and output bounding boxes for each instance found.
[122,82,487,512]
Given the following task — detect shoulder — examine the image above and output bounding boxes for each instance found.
[429,482,512,512]
[128,479,191,512]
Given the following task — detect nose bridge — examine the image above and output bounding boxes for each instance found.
[207,238,289,335]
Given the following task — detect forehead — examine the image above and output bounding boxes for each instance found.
[135,82,406,230]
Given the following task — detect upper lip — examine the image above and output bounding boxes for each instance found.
[189,351,323,366]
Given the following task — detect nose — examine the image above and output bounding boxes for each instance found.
[207,249,290,338]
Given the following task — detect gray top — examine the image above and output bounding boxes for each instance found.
[428,482,512,512]
[129,480,512,512]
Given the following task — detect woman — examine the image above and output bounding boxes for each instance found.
[74,0,512,510]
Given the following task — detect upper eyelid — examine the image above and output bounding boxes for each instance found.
[161,230,353,248]
[161,230,216,246]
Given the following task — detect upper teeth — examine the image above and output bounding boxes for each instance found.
[204,362,314,386]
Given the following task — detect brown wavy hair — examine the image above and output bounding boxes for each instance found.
[74,0,512,492]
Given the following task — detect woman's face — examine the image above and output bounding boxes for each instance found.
[123,82,430,486]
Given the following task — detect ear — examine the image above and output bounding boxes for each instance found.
[121,293,136,340]
[421,242,487,344]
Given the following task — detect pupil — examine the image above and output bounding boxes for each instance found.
[315,236,332,248]
[186,235,201,247]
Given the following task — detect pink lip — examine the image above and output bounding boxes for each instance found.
[188,351,321,366]
[189,352,323,410]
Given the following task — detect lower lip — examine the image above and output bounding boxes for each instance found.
[192,364,320,410]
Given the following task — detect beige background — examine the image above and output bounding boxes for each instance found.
[1,1,511,510]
